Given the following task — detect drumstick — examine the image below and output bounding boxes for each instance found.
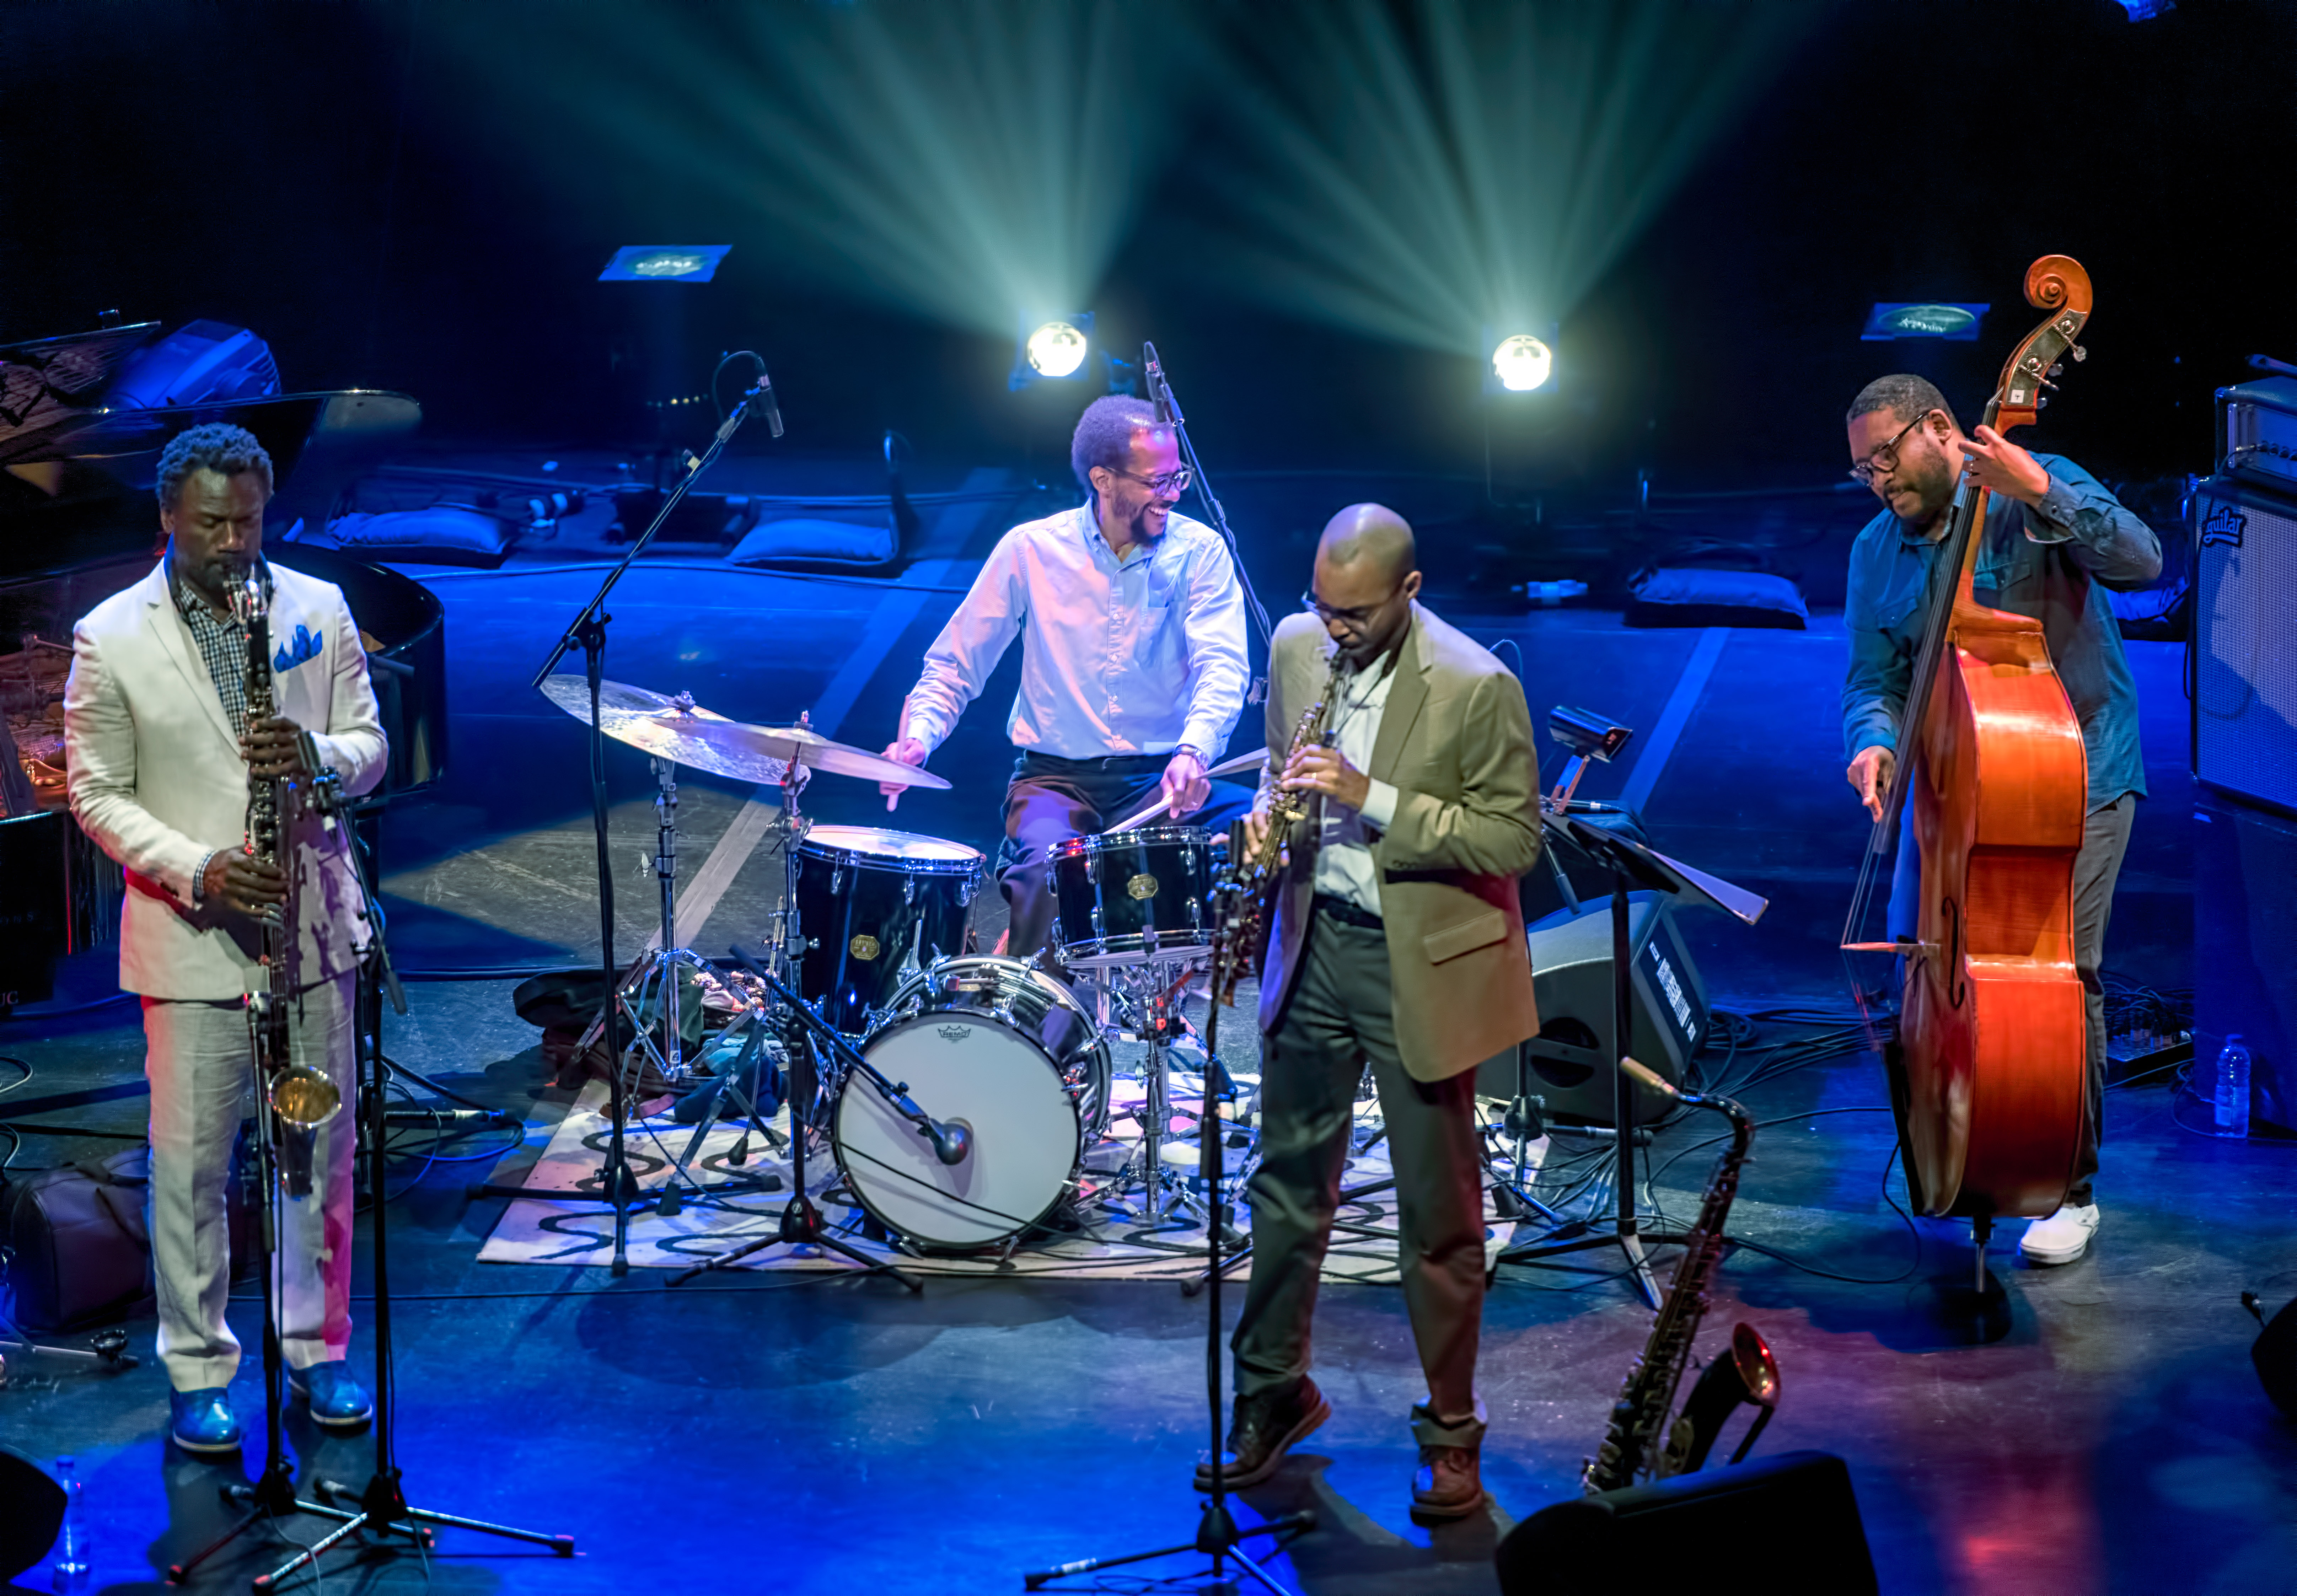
[1100,748,1269,834]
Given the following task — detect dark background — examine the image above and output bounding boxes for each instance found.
[3,0,2290,500]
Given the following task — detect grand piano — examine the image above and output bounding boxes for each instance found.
[0,320,446,1006]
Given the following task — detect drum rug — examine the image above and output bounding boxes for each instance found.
[474,1079,1533,1282]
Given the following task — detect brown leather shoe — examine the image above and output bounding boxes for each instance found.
[1193,1377,1331,1493]
[1410,1444,1487,1523]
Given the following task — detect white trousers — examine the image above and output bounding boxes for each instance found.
[145,973,356,1392]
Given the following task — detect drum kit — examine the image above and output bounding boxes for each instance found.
[541,676,1255,1261]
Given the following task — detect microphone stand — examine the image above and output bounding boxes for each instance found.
[1144,342,1277,704]
[528,353,781,1276]
[665,955,921,1292]
[249,803,573,1590]
[1025,826,1313,1592]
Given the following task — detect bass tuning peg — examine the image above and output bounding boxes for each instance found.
[2048,364,2064,378]
[2070,345,2088,362]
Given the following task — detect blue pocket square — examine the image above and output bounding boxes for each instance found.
[273,624,321,674]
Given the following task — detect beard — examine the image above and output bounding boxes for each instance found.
[1886,447,1957,531]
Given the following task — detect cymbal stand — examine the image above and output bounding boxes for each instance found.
[1108,956,1215,1227]
[528,361,779,1275]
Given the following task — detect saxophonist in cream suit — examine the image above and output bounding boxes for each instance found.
[64,423,387,1453]
[1198,504,1542,1522]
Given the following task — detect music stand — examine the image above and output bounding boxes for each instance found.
[1501,808,1767,1306]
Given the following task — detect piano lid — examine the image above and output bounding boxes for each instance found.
[0,321,162,468]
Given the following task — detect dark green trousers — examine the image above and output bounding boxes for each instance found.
[1232,903,1490,1449]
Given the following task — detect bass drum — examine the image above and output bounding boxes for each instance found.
[833,956,1109,1253]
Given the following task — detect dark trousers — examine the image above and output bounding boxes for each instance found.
[996,751,1255,962]
[1891,791,2136,1207]
[1232,903,1489,1450]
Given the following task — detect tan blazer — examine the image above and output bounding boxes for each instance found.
[1256,603,1542,1081]
[65,560,388,1001]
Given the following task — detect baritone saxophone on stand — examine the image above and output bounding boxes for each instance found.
[1582,1060,1780,1493]
[230,571,339,1196]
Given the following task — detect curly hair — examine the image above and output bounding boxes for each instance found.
[154,422,274,510]
[1069,394,1164,491]
[1846,374,1960,434]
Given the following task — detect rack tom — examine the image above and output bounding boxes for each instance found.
[1047,826,1213,968]
[794,825,983,1032]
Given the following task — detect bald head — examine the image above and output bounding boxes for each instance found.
[1309,502,1421,666]
[1317,502,1416,586]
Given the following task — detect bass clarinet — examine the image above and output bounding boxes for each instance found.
[1582,1060,1780,1493]
[229,570,340,1196]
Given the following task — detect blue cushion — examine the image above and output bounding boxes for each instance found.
[1625,567,1807,630]
[727,514,897,571]
[309,508,511,568]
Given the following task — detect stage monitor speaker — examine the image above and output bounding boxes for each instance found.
[1493,1450,1878,1596]
[1478,892,1708,1125]
[2192,477,2297,813]
[2194,790,2297,1133]
[0,1444,68,1581]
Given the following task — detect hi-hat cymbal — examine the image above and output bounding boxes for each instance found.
[539,677,948,790]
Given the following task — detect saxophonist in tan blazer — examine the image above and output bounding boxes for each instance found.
[1197,504,1541,1522]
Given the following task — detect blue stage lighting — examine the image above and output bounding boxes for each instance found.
[1010,313,1095,390]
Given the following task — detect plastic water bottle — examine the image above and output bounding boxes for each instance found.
[2214,1035,2252,1140]
[50,1455,88,1592]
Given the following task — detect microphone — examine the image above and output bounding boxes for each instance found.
[1143,341,1182,426]
[922,1117,971,1166]
[753,371,784,439]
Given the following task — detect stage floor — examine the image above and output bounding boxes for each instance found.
[3,455,2285,1595]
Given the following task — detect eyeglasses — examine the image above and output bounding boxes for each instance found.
[1106,465,1192,497]
[1301,584,1405,627]
[1848,410,1937,488]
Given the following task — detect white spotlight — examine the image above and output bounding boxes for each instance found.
[1491,334,1553,393]
[1026,320,1089,378]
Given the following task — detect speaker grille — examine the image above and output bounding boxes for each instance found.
[2194,481,2297,812]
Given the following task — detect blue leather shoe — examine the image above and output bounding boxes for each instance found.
[169,1387,243,1454]
[288,1360,374,1430]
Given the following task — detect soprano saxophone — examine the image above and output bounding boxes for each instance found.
[1212,654,1345,1006]
[230,572,339,1197]
[1582,1060,1779,1492]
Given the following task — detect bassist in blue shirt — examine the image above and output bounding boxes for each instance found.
[1840,374,2161,1268]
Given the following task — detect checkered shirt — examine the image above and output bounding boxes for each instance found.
[172,570,252,740]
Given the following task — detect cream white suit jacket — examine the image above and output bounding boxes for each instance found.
[65,560,388,1001]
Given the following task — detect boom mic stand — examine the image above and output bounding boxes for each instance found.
[1026,827,1313,1593]
[529,352,782,1275]
[1143,343,1276,704]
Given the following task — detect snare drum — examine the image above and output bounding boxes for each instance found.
[794,825,983,1033]
[1047,826,1213,967]
[834,956,1110,1252]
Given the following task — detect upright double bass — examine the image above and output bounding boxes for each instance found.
[1844,256,2095,1257]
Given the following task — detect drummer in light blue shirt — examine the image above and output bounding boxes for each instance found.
[882,396,1252,964]
[1839,373,2160,1272]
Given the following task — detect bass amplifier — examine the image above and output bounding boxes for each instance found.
[2219,376,2297,495]
[2195,790,2296,1134]
[2192,476,2297,813]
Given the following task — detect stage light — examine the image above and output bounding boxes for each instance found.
[1491,334,1553,393]
[1010,312,1096,391]
[597,245,731,284]
[1027,321,1089,378]
[1862,302,1989,342]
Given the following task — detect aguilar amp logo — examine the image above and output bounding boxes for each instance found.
[2202,503,2247,549]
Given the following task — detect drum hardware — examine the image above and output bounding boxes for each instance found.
[667,956,925,1294]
